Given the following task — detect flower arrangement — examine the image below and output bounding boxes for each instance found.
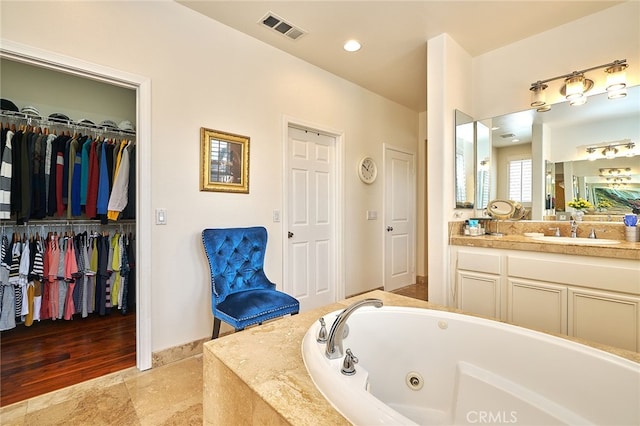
[596,200,613,209]
[568,198,593,210]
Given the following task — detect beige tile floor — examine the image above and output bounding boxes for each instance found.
[1,285,424,425]
[0,355,203,426]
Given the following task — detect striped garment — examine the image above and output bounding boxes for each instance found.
[0,131,13,219]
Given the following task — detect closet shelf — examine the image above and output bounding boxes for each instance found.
[0,111,136,137]
[0,219,135,226]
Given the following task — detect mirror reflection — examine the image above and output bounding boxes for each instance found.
[478,85,639,220]
[455,110,475,209]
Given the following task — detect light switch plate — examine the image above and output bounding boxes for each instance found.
[156,208,167,225]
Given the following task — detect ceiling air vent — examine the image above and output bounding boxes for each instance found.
[260,12,306,41]
[500,133,516,139]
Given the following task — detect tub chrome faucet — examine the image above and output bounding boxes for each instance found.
[325,298,383,359]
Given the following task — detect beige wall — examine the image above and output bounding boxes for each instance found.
[0,1,419,353]
[427,1,640,304]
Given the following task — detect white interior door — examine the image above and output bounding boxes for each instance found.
[384,145,415,291]
[286,126,336,311]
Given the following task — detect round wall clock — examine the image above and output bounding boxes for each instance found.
[358,156,377,184]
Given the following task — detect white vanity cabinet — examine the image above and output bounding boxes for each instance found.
[450,246,640,351]
[568,288,640,352]
[507,278,567,335]
[454,249,502,319]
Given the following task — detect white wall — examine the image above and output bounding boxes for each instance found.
[427,33,472,305]
[0,1,419,353]
[428,1,640,304]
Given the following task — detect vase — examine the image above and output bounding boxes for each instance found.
[574,210,585,222]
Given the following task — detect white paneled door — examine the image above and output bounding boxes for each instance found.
[286,126,336,311]
[384,145,415,292]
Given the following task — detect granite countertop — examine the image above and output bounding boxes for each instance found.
[450,234,640,260]
[203,290,640,425]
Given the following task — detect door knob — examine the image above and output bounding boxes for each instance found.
[386,226,393,232]
[288,231,294,238]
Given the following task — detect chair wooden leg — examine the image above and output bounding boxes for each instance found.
[212,317,221,339]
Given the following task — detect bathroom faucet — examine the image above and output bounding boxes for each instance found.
[570,220,578,238]
[325,298,383,360]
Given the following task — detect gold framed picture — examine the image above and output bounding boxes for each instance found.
[200,128,249,193]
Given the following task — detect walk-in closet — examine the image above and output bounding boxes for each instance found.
[0,58,138,406]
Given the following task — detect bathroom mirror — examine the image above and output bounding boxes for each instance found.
[454,109,475,209]
[475,121,491,210]
[557,156,640,214]
[479,85,639,219]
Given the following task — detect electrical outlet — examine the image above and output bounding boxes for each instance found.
[273,210,281,222]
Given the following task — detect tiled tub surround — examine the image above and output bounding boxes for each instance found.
[449,220,639,260]
[202,290,640,425]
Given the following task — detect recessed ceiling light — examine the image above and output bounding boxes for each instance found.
[343,40,361,52]
[512,138,520,143]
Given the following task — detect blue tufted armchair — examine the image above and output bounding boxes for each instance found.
[202,227,300,339]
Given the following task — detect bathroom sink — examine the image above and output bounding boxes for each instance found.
[531,236,620,245]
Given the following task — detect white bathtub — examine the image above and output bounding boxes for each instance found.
[302,306,640,425]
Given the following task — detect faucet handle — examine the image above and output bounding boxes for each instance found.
[549,227,560,237]
[341,348,358,376]
[316,317,328,343]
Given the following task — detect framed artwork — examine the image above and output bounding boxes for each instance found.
[200,127,249,193]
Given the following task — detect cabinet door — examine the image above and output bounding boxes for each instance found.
[568,288,640,352]
[456,271,501,319]
[508,279,567,334]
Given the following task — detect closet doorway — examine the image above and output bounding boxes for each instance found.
[0,41,152,405]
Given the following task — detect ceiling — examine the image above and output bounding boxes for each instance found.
[176,1,623,112]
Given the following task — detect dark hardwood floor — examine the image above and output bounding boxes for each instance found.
[1,312,136,407]
[390,281,428,301]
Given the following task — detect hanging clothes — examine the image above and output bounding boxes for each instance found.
[107,141,130,220]
[63,236,78,320]
[0,130,14,219]
[0,115,135,222]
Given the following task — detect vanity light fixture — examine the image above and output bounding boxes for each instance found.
[564,73,593,105]
[603,146,618,159]
[625,142,637,157]
[600,167,632,176]
[529,82,548,109]
[605,60,628,98]
[529,59,628,111]
[585,140,635,160]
